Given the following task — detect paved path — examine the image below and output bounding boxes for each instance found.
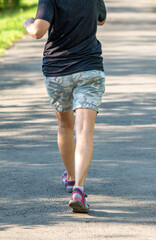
[0,0,156,239]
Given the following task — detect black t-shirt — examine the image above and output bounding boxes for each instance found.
[35,0,107,77]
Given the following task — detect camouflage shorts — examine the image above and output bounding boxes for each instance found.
[44,70,105,112]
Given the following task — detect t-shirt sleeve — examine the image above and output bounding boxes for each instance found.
[97,0,107,22]
[35,0,54,24]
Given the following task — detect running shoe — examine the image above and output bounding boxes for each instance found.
[68,187,90,213]
[61,171,75,193]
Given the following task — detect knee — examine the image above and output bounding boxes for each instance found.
[58,120,74,131]
[76,127,94,139]
[55,111,75,131]
[57,116,74,131]
[75,109,96,139]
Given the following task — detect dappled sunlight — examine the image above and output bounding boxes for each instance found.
[0,1,156,239]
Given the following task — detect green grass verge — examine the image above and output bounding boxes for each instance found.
[0,0,38,56]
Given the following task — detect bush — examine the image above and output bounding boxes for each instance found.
[0,0,21,10]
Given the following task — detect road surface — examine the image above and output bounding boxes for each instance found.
[0,0,156,239]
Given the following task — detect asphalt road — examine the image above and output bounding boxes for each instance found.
[0,0,156,239]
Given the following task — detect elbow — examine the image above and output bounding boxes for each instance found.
[98,21,104,26]
[26,25,43,39]
[26,19,49,39]
[30,27,44,39]
[97,15,107,26]
[97,18,106,26]
[34,35,42,39]
[33,31,43,39]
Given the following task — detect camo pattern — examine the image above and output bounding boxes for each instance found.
[44,70,105,112]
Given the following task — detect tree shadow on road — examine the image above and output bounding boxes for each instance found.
[0,90,156,229]
[0,0,156,230]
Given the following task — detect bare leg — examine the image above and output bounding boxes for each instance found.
[55,110,75,181]
[74,108,97,187]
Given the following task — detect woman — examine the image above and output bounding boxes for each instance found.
[23,0,106,213]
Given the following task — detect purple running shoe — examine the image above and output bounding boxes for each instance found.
[62,171,75,193]
[68,187,90,213]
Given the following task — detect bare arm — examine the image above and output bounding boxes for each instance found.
[23,17,50,39]
[97,17,106,26]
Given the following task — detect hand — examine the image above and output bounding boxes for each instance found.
[23,17,35,29]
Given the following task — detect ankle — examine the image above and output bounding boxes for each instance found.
[74,185,84,192]
[67,174,75,181]
[74,181,84,188]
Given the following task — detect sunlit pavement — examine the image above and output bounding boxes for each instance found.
[0,0,156,239]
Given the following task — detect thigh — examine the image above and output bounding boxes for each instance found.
[44,75,73,113]
[73,70,105,112]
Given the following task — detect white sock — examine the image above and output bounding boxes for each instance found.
[73,186,86,203]
[74,186,84,192]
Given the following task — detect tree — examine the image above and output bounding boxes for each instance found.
[0,0,21,10]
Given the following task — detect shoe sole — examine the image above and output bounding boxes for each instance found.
[68,200,89,213]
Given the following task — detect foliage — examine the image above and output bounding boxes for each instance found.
[0,0,21,10]
[0,0,38,56]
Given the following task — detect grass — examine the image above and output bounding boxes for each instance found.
[0,0,38,56]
